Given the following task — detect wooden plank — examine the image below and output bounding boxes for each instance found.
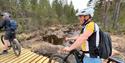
[19,53,36,63]
[0,52,13,60]
[0,47,27,60]
[0,48,25,61]
[8,51,32,63]
[2,50,28,63]
[0,54,16,63]
[24,54,39,63]
[37,57,48,63]
[0,48,57,63]
[0,54,15,62]
[31,56,43,63]
[43,58,50,63]
[12,52,34,63]
[2,55,17,63]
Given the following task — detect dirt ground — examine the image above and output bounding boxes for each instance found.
[0,32,125,62]
[17,24,125,62]
[17,30,125,62]
[111,35,125,55]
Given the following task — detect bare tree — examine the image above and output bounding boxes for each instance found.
[103,0,111,30]
[112,0,121,31]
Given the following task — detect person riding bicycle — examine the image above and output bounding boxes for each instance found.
[63,7,102,63]
[0,12,17,55]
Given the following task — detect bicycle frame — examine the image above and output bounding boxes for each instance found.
[64,49,84,63]
[1,35,14,47]
[1,35,21,56]
[64,49,124,63]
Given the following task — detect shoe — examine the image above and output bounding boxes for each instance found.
[0,50,8,55]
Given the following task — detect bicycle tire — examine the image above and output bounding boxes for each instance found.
[1,35,5,44]
[66,54,79,63]
[12,39,21,56]
[49,54,70,63]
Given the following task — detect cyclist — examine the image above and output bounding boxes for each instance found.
[63,7,102,63]
[0,12,17,55]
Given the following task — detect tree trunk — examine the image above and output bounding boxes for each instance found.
[112,0,121,31]
[102,0,111,30]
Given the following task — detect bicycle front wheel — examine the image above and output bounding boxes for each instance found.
[12,39,21,56]
[49,54,69,63]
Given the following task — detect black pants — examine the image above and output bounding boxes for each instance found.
[4,31,16,41]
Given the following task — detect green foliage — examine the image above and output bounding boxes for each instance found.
[52,0,77,24]
[0,0,77,33]
[94,1,125,33]
[1,0,124,33]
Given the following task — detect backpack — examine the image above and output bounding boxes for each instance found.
[98,30,112,59]
[9,20,17,30]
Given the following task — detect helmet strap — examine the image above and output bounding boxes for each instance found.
[82,17,92,26]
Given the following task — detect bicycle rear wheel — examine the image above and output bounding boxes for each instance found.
[1,35,12,49]
[49,54,69,63]
[11,39,21,56]
[1,35,5,44]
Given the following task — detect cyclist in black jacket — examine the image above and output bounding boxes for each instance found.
[0,12,16,55]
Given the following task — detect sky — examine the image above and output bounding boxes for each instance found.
[68,0,89,10]
[50,0,89,10]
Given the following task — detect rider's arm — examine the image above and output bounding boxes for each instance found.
[66,35,79,40]
[68,30,93,50]
[0,20,6,29]
[68,22,94,50]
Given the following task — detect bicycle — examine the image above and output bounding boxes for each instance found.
[49,40,124,63]
[48,38,86,63]
[49,49,90,63]
[1,35,21,56]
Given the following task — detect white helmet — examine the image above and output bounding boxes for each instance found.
[76,7,94,17]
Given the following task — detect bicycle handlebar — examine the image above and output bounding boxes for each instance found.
[69,49,89,54]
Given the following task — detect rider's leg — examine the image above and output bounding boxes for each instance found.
[3,39,10,50]
[3,32,11,50]
[0,34,10,55]
[2,31,15,49]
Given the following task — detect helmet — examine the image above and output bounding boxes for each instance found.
[87,3,95,8]
[1,12,11,17]
[76,7,94,17]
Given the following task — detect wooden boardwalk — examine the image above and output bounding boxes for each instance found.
[0,48,51,63]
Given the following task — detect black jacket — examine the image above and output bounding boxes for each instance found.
[0,19,12,31]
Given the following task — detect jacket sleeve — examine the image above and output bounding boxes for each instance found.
[0,21,6,29]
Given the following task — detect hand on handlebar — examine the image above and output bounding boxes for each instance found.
[58,47,71,54]
[62,47,72,52]
[61,47,80,54]
[64,37,71,41]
